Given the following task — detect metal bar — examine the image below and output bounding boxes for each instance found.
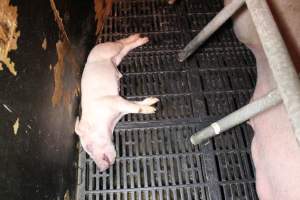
[190,89,282,145]
[245,0,300,145]
[177,0,245,62]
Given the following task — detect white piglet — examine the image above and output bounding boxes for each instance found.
[75,34,159,171]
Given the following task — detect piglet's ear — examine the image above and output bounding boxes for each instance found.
[75,117,90,136]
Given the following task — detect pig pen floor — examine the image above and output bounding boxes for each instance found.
[76,0,258,199]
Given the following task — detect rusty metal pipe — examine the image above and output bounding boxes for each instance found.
[245,0,300,145]
[178,0,245,62]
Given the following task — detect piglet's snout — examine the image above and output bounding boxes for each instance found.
[103,154,111,166]
[91,142,116,171]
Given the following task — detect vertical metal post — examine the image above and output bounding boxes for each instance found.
[245,0,300,144]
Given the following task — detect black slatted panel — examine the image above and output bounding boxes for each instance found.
[77,0,258,199]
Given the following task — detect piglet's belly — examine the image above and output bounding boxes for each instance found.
[81,61,120,98]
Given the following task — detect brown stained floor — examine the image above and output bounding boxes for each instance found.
[0,0,103,199]
[0,0,20,76]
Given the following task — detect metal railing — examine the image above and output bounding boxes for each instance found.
[183,0,300,146]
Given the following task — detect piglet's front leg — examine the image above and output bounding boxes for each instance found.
[118,96,160,114]
[101,96,160,115]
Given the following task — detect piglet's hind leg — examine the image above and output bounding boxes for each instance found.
[118,34,141,44]
[113,34,149,65]
[135,97,160,114]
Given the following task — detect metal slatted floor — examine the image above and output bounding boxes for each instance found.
[76,0,258,199]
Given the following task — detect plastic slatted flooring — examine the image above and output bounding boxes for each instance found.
[76,0,258,199]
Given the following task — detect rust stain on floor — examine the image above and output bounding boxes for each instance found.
[52,40,65,107]
[50,0,80,107]
[13,117,19,135]
[51,38,80,107]
[63,190,70,200]
[50,0,70,43]
[94,0,113,40]
[42,38,47,50]
[0,0,20,76]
